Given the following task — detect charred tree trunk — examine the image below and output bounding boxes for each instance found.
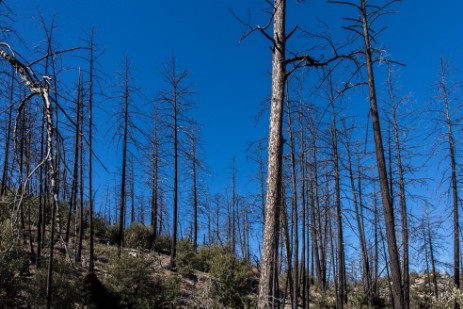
[1,70,14,197]
[439,60,460,307]
[360,1,403,306]
[285,94,299,309]
[88,28,95,274]
[387,67,410,309]
[118,55,130,248]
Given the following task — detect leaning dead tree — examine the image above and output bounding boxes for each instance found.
[0,43,60,309]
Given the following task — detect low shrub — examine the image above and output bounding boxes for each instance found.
[123,223,153,249]
[154,234,172,254]
[106,224,120,245]
[104,253,180,308]
[27,257,88,308]
[202,246,254,308]
[0,248,30,308]
[176,238,197,276]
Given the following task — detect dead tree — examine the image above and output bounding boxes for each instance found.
[0,43,61,309]
[237,1,349,306]
[434,59,461,308]
[330,0,404,307]
[112,54,144,248]
[157,56,193,269]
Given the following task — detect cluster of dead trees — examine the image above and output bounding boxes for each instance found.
[255,1,463,309]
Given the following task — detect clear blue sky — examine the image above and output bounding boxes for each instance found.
[11,0,461,186]
[8,0,463,265]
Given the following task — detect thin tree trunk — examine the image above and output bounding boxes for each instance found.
[66,72,82,246]
[329,91,346,308]
[88,29,95,274]
[151,124,159,246]
[1,70,14,197]
[426,213,438,297]
[285,95,299,309]
[439,61,460,308]
[119,55,130,248]
[192,133,198,249]
[344,125,372,304]
[299,103,308,309]
[361,1,403,306]
[387,67,410,309]
[170,70,179,269]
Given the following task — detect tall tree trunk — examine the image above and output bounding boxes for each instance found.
[66,72,82,247]
[118,55,130,248]
[231,158,237,254]
[88,28,95,274]
[151,121,159,246]
[285,95,299,309]
[43,89,58,309]
[191,131,198,249]
[1,70,14,197]
[426,212,438,297]
[344,123,372,304]
[439,60,460,307]
[257,1,286,307]
[170,68,179,269]
[387,67,410,309]
[361,1,403,306]
[298,103,308,309]
[329,90,346,308]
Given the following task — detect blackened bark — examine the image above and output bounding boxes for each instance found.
[361,1,403,306]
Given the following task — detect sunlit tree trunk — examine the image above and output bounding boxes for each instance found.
[257,1,286,307]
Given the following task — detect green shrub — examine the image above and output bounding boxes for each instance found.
[0,248,29,307]
[123,223,153,249]
[206,248,253,308]
[92,214,109,241]
[176,238,197,277]
[104,253,179,308]
[27,257,88,308]
[106,224,120,245]
[154,234,172,254]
